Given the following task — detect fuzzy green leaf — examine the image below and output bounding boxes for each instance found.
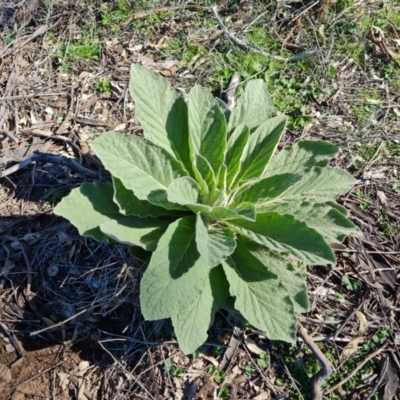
[232,116,287,187]
[208,203,256,222]
[222,242,297,342]
[263,140,339,178]
[140,217,209,320]
[243,242,309,313]
[258,201,359,244]
[189,85,227,174]
[225,124,249,187]
[129,64,191,170]
[167,177,200,205]
[217,164,227,191]
[100,216,170,251]
[54,182,123,242]
[231,173,302,208]
[326,201,348,216]
[195,214,237,268]
[113,177,171,218]
[227,79,272,133]
[167,177,212,214]
[91,133,188,210]
[262,167,357,205]
[194,154,217,192]
[171,266,229,354]
[229,213,335,265]
[216,97,231,122]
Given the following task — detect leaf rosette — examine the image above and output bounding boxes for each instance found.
[54,65,359,354]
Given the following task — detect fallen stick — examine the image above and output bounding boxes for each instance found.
[0,151,98,179]
[297,323,334,400]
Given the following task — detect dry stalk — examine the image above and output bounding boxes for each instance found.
[297,323,334,400]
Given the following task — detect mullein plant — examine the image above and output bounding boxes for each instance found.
[55,65,359,354]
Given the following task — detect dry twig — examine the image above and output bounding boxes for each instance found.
[219,326,242,371]
[0,151,98,178]
[297,323,334,400]
[225,74,240,111]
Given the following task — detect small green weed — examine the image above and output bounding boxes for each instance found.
[100,0,135,33]
[244,363,255,376]
[218,387,230,399]
[258,352,270,369]
[363,328,390,351]
[392,184,400,194]
[95,77,112,96]
[191,349,200,358]
[379,214,393,237]
[213,346,225,357]
[341,275,359,291]
[208,365,225,384]
[164,358,182,377]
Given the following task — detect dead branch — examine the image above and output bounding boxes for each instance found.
[219,326,242,371]
[0,151,98,179]
[297,323,334,400]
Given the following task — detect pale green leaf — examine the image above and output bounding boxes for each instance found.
[222,242,297,342]
[232,116,287,187]
[113,177,171,218]
[167,177,200,205]
[263,140,339,178]
[84,227,117,243]
[217,164,227,191]
[171,266,229,354]
[262,167,357,204]
[54,182,123,242]
[188,85,226,174]
[227,79,272,133]
[242,241,309,313]
[209,203,256,222]
[195,214,237,268]
[100,216,170,251]
[225,124,249,187]
[228,213,335,265]
[187,204,213,214]
[201,188,227,208]
[194,154,216,192]
[210,265,230,310]
[167,177,212,214]
[257,201,359,244]
[140,217,210,320]
[91,133,188,209]
[129,64,191,170]
[231,173,302,208]
[216,97,231,122]
[326,201,348,216]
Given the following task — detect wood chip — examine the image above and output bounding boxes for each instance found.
[253,392,271,400]
[245,336,265,355]
[382,360,400,400]
[356,311,368,335]
[0,363,12,382]
[341,337,364,360]
[377,190,389,206]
